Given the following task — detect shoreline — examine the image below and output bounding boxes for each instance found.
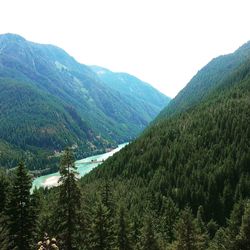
[32,142,128,191]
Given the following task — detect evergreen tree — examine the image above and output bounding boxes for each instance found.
[101,181,114,214]
[0,213,8,250]
[56,148,82,250]
[206,219,219,239]
[130,217,141,250]
[221,199,246,249]
[0,169,10,213]
[208,227,227,250]
[236,201,250,249]
[195,206,209,249]
[116,206,132,250]
[172,207,205,250]
[30,188,43,245]
[7,161,36,250]
[89,200,113,250]
[141,217,159,250]
[0,170,9,249]
[158,197,179,244]
[100,180,116,246]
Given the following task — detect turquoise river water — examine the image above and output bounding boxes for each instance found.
[32,142,128,192]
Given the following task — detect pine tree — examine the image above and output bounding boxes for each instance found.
[100,180,115,246]
[221,199,246,249]
[116,206,132,250]
[141,217,159,250]
[7,161,36,250]
[30,188,43,245]
[0,213,8,250]
[172,207,205,250]
[206,219,219,239]
[56,148,82,250]
[0,170,9,249]
[195,206,209,249]
[159,197,179,244]
[208,227,227,250]
[89,200,113,250]
[130,217,141,250]
[101,181,114,214]
[236,201,250,249]
[0,169,9,213]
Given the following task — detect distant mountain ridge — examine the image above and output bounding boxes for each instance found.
[156,40,250,120]
[91,65,168,109]
[0,33,170,171]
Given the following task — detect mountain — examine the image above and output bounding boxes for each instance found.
[91,65,170,120]
[83,41,250,232]
[1,40,250,249]
[157,40,250,120]
[0,33,169,171]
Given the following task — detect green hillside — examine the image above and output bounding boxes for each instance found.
[0,33,169,171]
[80,46,250,247]
[91,65,170,121]
[1,41,250,249]
[157,40,250,120]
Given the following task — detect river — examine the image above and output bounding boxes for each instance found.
[31,142,128,192]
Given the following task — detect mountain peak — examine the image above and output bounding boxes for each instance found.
[0,33,26,42]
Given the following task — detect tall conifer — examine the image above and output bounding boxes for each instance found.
[117,206,132,250]
[89,200,113,250]
[141,217,159,250]
[7,162,35,250]
[56,148,82,250]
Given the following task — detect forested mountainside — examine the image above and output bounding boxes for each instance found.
[0,33,169,171]
[0,42,250,249]
[0,51,249,250]
[157,40,250,120]
[91,66,170,117]
[80,46,250,248]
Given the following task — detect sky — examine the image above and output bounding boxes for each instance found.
[0,0,250,97]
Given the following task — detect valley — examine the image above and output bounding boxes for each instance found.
[0,33,170,172]
[32,142,128,191]
[0,34,250,250]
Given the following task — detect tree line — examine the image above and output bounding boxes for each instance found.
[0,151,250,249]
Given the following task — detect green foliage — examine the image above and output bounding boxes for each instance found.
[0,213,9,250]
[170,207,206,250]
[235,201,250,249]
[7,162,37,250]
[89,200,114,250]
[140,217,160,250]
[116,206,132,250]
[157,40,250,120]
[1,36,250,249]
[157,197,179,244]
[55,148,82,250]
[91,66,171,121]
[0,33,169,171]
[0,168,10,213]
[87,67,250,226]
[81,42,250,248]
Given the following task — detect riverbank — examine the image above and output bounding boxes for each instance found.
[31,142,128,191]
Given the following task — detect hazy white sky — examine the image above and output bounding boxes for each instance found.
[1,0,250,97]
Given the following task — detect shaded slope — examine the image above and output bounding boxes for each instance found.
[91,65,171,121]
[0,33,169,170]
[84,53,250,226]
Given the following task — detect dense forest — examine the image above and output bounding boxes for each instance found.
[0,33,169,172]
[0,41,250,249]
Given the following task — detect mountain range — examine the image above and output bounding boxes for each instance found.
[0,34,250,249]
[0,33,170,171]
[84,40,250,235]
